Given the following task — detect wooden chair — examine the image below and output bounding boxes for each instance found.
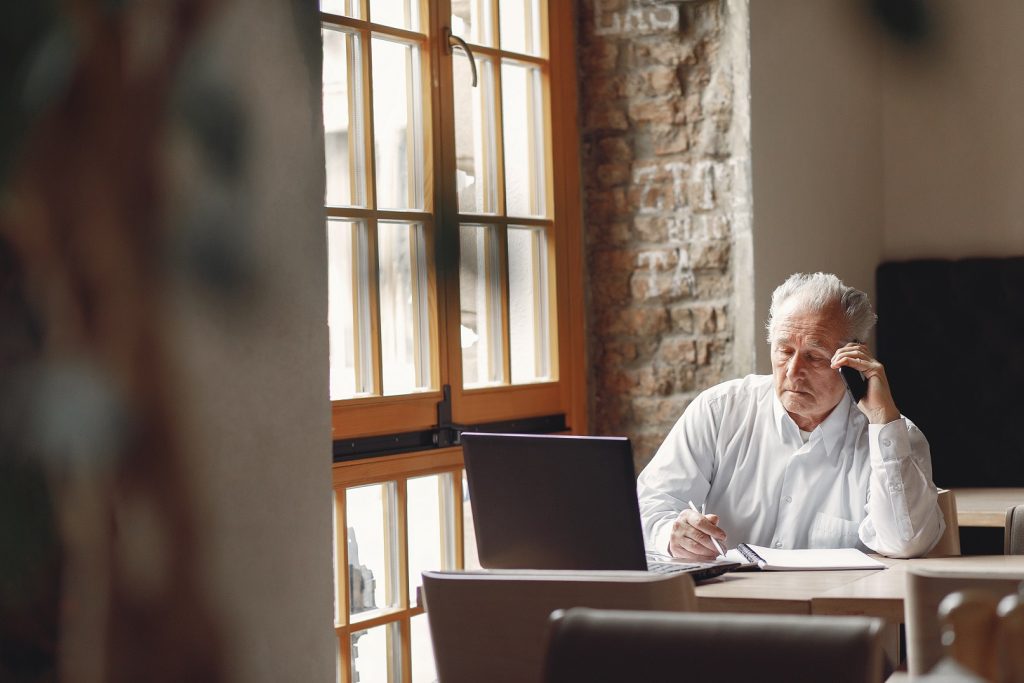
[933,587,1024,683]
[421,569,696,683]
[927,489,962,558]
[1005,505,1024,556]
[904,560,1024,675]
[996,591,1024,683]
[543,607,886,683]
[937,590,1002,681]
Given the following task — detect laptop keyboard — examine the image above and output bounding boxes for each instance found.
[647,562,701,574]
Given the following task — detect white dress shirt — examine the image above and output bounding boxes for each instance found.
[637,374,945,558]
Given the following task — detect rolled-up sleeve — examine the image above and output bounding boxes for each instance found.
[637,394,719,553]
[858,417,944,558]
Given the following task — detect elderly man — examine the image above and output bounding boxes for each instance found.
[637,272,944,560]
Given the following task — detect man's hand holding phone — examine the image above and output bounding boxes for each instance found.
[832,342,901,425]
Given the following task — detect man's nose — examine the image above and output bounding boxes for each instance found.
[786,355,804,378]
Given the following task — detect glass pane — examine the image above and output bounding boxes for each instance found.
[501,61,545,217]
[411,614,437,683]
[460,225,503,387]
[323,27,366,207]
[454,53,497,214]
[321,0,360,19]
[508,226,551,383]
[351,622,401,683]
[407,474,456,606]
[369,0,419,31]
[328,219,373,399]
[372,37,424,210]
[499,0,541,55]
[378,221,432,395]
[452,0,494,47]
[462,471,481,569]
[347,483,399,618]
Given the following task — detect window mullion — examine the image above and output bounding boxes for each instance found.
[532,229,547,378]
[491,51,508,216]
[364,219,384,394]
[336,487,351,683]
[432,0,465,397]
[395,477,410,682]
[495,224,511,384]
[360,26,378,210]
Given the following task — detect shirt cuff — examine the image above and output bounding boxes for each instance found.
[652,518,675,556]
[868,417,914,541]
[868,417,910,463]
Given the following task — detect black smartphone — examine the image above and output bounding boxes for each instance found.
[840,365,868,402]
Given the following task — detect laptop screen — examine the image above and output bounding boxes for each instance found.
[461,432,649,570]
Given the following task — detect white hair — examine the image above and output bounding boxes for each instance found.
[765,272,876,343]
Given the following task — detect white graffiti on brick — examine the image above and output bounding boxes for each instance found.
[593,0,678,36]
[636,247,695,299]
[632,157,751,215]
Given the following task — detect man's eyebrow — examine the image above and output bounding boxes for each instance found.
[804,338,836,352]
[772,335,834,351]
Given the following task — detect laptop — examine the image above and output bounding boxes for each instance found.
[460,432,738,582]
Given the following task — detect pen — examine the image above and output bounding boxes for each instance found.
[688,499,727,558]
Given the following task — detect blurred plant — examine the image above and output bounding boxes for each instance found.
[0,1,234,681]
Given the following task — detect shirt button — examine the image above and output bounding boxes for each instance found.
[775,541,783,548]
[890,482,904,492]
[882,438,893,448]
[784,496,793,503]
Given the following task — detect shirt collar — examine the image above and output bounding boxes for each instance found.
[772,385,852,456]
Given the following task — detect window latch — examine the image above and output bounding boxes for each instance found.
[444,27,478,87]
[436,384,468,447]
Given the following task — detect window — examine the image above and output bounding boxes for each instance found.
[322,0,583,679]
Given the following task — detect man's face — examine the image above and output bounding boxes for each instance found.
[769,299,848,428]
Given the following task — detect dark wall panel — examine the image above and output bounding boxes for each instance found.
[876,258,1024,487]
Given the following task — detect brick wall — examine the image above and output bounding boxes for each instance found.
[577,0,753,468]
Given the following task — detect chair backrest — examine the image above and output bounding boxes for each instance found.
[937,589,1002,681]
[927,489,961,558]
[935,588,1024,682]
[904,560,1024,675]
[543,608,886,683]
[1006,504,1024,555]
[421,570,696,683]
[996,591,1024,682]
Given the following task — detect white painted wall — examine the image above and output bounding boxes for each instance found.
[748,0,1024,373]
[748,1,885,372]
[166,2,335,681]
[881,0,1024,260]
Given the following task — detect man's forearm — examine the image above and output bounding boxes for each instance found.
[861,418,943,558]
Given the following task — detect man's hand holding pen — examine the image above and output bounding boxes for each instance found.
[667,500,728,561]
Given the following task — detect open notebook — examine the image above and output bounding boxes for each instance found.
[719,544,886,571]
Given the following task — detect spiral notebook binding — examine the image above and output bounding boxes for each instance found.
[737,543,765,566]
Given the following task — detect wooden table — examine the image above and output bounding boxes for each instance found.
[951,488,1024,527]
[696,555,905,617]
[695,556,909,661]
[696,555,1024,623]
[694,567,880,614]
[695,556,1024,673]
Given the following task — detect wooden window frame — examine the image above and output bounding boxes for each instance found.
[326,1,586,677]
[333,448,465,682]
[325,0,585,442]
